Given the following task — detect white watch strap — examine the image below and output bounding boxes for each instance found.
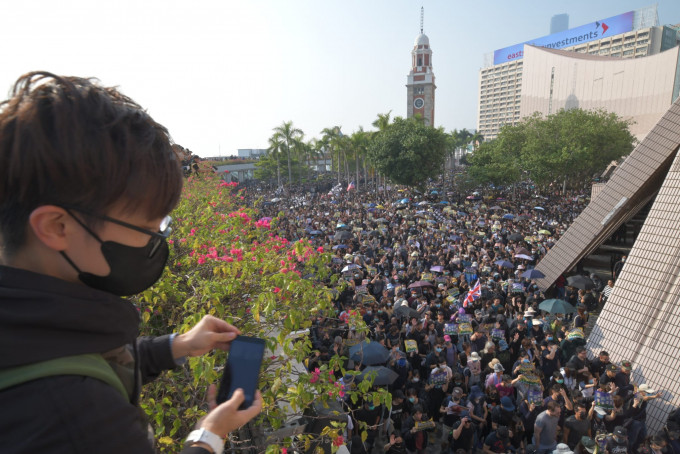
[185,428,224,454]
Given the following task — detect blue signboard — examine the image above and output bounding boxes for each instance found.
[493,11,634,65]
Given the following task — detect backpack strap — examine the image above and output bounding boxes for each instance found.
[0,353,128,400]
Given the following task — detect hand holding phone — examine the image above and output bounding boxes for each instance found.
[216,336,266,409]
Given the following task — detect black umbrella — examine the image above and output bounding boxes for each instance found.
[408,280,434,288]
[394,304,420,320]
[508,233,524,242]
[334,231,352,241]
[349,341,390,365]
[357,366,399,386]
[567,275,595,290]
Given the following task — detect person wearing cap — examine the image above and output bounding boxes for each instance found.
[401,404,432,454]
[491,395,517,430]
[483,425,514,453]
[439,388,465,444]
[464,351,483,388]
[574,436,596,454]
[486,362,505,389]
[614,361,633,396]
[553,443,575,454]
[599,363,619,388]
[604,426,628,453]
[449,411,476,452]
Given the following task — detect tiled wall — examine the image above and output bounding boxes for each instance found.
[588,139,680,431]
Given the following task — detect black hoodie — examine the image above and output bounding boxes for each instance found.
[0,266,200,454]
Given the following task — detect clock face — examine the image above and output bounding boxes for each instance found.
[414,98,424,109]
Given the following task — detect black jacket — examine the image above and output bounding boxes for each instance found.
[0,266,205,454]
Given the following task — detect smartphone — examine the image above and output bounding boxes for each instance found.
[216,336,266,409]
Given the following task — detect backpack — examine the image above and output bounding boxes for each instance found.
[0,353,128,400]
[465,360,482,386]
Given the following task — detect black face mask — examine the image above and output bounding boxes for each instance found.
[60,208,170,296]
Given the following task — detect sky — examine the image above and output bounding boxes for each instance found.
[2,1,680,157]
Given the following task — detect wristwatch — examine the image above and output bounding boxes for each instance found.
[185,428,225,454]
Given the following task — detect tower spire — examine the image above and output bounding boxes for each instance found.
[420,6,424,34]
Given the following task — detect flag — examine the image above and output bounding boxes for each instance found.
[464,279,481,307]
[347,181,355,191]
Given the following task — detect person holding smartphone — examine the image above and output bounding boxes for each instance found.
[0,72,262,454]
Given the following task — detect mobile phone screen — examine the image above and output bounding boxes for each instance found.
[216,336,265,409]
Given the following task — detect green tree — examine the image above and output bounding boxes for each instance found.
[266,134,284,187]
[272,121,304,187]
[467,108,635,191]
[320,126,343,183]
[367,117,448,189]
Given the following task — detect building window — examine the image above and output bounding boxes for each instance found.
[623,49,634,56]
[611,52,622,57]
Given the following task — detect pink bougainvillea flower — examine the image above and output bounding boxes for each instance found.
[273,287,281,293]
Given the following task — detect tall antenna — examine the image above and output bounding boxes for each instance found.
[420,6,424,34]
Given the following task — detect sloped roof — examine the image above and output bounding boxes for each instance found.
[587,112,680,432]
[534,96,680,289]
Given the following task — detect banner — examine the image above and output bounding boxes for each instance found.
[429,371,448,386]
[405,339,418,353]
[594,389,614,410]
[458,322,473,335]
[527,387,544,406]
[491,329,505,341]
[444,323,458,335]
[355,285,368,295]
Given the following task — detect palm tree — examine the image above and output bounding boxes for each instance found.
[350,128,369,192]
[321,126,343,183]
[267,135,284,187]
[372,111,392,132]
[272,121,303,188]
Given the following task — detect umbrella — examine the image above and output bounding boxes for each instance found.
[417,201,429,206]
[430,266,444,273]
[336,223,350,230]
[521,269,545,279]
[349,341,390,365]
[357,366,399,386]
[488,205,502,210]
[539,299,577,314]
[334,231,352,241]
[567,275,595,290]
[270,198,281,202]
[534,206,545,211]
[394,304,420,320]
[515,247,531,255]
[515,254,534,261]
[399,198,410,204]
[341,264,362,272]
[310,230,323,235]
[367,203,377,207]
[376,218,388,223]
[495,260,514,269]
[502,214,515,220]
[332,244,347,250]
[430,190,439,194]
[508,233,524,242]
[439,201,449,205]
[538,229,552,235]
[408,280,434,288]
[449,235,461,241]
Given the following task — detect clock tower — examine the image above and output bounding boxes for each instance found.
[406,7,436,126]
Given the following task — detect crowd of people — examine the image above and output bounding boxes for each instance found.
[249,178,677,454]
